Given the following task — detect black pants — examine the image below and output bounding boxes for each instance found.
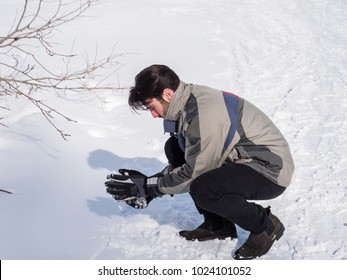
[165,135,286,233]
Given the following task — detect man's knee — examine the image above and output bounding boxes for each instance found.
[189,177,199,200]
[190,174,213,206]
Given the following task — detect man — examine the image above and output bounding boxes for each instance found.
[105,64,295,259]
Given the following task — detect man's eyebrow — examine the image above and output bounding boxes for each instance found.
[142,104,151,110]
[143,101,153,109]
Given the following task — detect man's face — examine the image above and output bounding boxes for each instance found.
[144,88,174,118]
[144,97,169,118]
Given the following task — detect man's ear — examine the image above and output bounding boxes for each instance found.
[162,88,175,102]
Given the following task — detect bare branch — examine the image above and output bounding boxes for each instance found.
[0,189,13,194]
[0,0,124,138]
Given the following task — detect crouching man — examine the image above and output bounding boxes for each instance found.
[105,64,295,259]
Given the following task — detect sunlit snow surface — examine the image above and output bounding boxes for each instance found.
[0,0,346,259]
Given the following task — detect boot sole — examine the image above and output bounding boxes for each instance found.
[197,233,237,242]
[179,231,237,242]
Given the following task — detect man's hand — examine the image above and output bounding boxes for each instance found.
[104,173,142,201]
[105,169,163,209]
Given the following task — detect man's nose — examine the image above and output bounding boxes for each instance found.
[150,109,158,118]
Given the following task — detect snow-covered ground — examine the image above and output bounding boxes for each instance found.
[0,0,346,261]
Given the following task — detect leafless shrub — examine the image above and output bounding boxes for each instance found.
[0,0,123,139]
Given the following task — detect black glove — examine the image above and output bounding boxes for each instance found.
[105,169,163,209]
[120,169,163,196]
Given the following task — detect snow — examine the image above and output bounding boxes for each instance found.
[0,0,346,261]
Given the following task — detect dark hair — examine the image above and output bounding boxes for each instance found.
[128,64,180,110]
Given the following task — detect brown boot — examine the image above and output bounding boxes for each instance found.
[179,219,237,241]
[233,207,285,260]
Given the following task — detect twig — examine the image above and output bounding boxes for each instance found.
[0,189,13,194]
[0,0,123,139]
